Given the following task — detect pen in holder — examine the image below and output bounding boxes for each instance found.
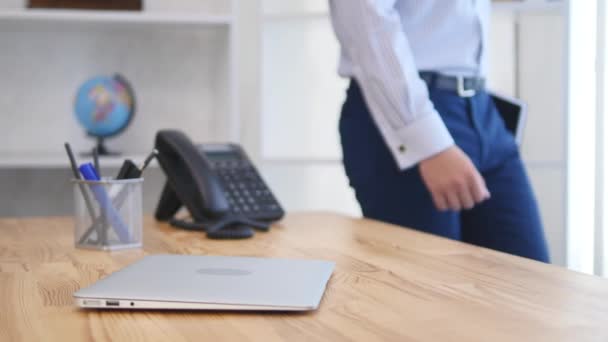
[73,177,143,250]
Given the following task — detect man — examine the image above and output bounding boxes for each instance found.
[329,0,549,262]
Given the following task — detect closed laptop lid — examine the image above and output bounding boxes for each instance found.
[74,255,335,309]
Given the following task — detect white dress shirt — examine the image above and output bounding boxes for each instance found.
[329,0,490,170]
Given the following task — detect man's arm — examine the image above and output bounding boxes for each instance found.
[329,0,452,169]
[329,0,490,210]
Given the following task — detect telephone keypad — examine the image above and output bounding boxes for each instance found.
[210,156,283,220]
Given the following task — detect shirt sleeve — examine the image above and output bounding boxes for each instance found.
[329,0,454,170]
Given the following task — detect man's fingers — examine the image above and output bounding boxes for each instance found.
[434,174,488,212]
[469,172,490,203]
[458,184,475,210]
[432,192,449,211]
[445,190,462,211]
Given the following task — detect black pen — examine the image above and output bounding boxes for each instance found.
[139,149,158,173]
[93,146,101,178]
[116,159,140,179]
[116,149,158,180]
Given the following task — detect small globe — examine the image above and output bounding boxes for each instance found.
[74,74,135,155]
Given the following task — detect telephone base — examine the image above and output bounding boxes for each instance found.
[168,216,269,239]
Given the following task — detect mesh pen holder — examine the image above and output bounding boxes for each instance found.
[73,178,143,250]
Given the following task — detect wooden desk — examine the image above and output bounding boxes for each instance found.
[1,213,607,341]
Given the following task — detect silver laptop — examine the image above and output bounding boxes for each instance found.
[74,255,335,311]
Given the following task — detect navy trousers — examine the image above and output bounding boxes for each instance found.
[339,80,550,262]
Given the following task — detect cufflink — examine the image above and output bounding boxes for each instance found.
[398,145,407,153]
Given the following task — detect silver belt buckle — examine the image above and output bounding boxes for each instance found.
[457,76,476,98]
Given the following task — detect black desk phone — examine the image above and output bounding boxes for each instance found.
[154,130,284,239]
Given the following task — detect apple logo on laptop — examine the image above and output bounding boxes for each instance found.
[196,268,252,276]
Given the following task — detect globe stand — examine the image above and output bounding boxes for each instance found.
[81,137,120,156]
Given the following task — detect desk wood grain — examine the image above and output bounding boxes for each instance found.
[0,212,607,341]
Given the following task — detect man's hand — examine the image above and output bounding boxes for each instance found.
[419,146,490,211]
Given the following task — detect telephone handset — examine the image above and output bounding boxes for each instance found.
[154,130,284,239]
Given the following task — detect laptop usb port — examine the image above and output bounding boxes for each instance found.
[106,300,120,307]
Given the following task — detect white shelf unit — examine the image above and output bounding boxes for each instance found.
[0,0,260,169]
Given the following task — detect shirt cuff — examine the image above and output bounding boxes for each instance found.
[388,112,455,170]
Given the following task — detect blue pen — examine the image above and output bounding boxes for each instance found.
[79,163,131,243]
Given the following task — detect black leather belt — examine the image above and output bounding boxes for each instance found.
[419,71,485,98]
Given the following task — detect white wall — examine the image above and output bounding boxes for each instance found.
[260,10,357,216]
[518,12,567,265]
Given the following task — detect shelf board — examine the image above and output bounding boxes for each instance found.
[0,9,232,27]
[263,12,328,22]
[0,152,159,169]
[492,1,564,13]
[261,1,564,20]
